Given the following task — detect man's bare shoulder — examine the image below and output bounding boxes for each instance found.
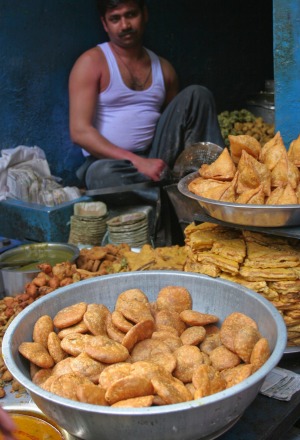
[74,46,106,69]
[158,56,179,103]
[69,45,108,85]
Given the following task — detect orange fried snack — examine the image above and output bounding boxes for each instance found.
[235,185,265,205]
[266,183,298,205]
[228,134,261,164]
[288,134,300,167]
[260,131,287,171]
[236,150,271,196]
[271,150,300,189]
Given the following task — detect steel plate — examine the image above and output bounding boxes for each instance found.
[178,171,300,227]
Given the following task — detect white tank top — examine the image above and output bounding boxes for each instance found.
[83,42,166,157]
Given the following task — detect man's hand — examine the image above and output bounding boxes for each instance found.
[0,406,16,440]
[134,157,167,181]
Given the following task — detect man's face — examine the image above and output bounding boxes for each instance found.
[101,1,148,48]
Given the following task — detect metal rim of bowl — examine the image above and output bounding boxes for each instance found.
[0,242,79,273]
[178,171,300,210]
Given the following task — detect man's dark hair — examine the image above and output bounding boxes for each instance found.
[97,0,146,17]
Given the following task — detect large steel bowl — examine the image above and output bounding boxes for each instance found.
[2,271,287,440]
[178,171,300,227]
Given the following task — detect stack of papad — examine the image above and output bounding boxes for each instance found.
[123,244,187,272]
[184,222,300,346]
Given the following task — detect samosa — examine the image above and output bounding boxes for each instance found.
[288,134,300,167]
[266,183,298,205]
[228,134,261,164]
[271,150,300,189]
[260,132,287,171]
[199,148,236,181]
[236,150,271,196]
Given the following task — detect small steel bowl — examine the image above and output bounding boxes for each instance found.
[178,171,300,227]
[0,242,79,297]
[2,271,286,440]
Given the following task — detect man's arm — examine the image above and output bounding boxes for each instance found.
[159,57,179,108]
[68,48,166,181]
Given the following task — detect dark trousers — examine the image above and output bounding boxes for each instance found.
[79,85,224,190]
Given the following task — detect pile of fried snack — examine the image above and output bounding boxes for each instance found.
[188,132,300,204]
[18,286,270,407]
[185,222,300,346]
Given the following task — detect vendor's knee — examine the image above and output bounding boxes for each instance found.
[85,160,117,189]
[183,84,214,103]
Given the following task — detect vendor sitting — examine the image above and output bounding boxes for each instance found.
[68,0,224,193]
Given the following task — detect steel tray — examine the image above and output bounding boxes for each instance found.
[178,171,300,228]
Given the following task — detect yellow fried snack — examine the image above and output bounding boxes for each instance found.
[180,326,206,346]
[83,303,110,336]
[111,310,134,333]
[76,382,108,405]
[172,345,204,383]
[70,352,106,383]
[209,346,241,371]
[180,310,219,326]
[220,312,258,352]
[53,302,87,329]
[250,338,271,373]
[156,285,192,313]
[19,342,54,369]
[60,333,92,357]
[199,148,236,181]
[112,395,154,408]
[105,375,154,405]
[33,315,54,349]
[57,321,89,339]
[106,314,126,344]
[151,332,183,352]
[51,357,73,377]
[99,362,132,390]
[130,339,171,363]
[85,335,129,364]
[115,288,153,324]
[155,309,186,335]
[151,374,192,404]
[50,372,92,401]
[200,333,222,355]
[122,319,155,352]
[47,331,68,364]
[220,364,253,388]
[233,325,261,363]
[32,368,53,387]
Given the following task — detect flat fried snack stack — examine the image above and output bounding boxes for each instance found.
[184,222,300,346]
[187,131,300,205]
[123,244,187,271]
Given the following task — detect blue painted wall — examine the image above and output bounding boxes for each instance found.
[273,0,300,147]
[0,0,273,185]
